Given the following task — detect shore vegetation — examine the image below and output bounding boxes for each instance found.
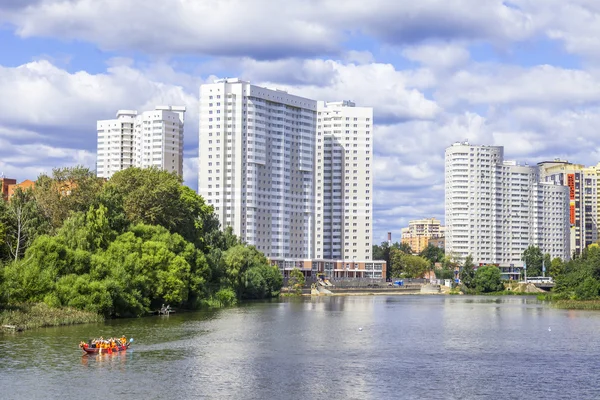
[0,167,282,329]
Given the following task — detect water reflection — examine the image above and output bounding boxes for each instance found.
[3,296,600,399]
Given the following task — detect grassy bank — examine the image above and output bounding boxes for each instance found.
[0,303,104,332]
[551,299,600,310]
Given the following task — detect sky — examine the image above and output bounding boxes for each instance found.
[2,0,600,245]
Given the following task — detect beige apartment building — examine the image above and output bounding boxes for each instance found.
[538,159,600,256]
[401,218,444,253]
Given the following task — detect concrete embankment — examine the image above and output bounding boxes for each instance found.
[307,285,425,296]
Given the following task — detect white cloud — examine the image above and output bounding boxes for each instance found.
[0,60,200,152]
[0,0,536,59]
[402,43,470,70]
[1,0,339,59]
[0,134,96,182]
[438,64,600,108]
[245,59,440,122]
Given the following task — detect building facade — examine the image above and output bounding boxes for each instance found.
[7,179,35,198]
[198,78,377,268]
[315,101,373,261]
[401,217,444,254]
[445,142,570,278]
[97,106,185,179]
[198,78,317,259]
[270,258,386,279]
[0,177,17,200]
[538,160,600,256]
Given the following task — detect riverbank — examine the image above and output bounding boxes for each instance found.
[0,303,103,332]
[551,299,600,310]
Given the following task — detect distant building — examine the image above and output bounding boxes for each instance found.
[0,177,17,201]
[270,258,386,280]
[97,106,186,179]
[538,159,600,256]
[7,179,35,198]
[445,142,570,279]
[401,218,444,253]
[428,236,445,249]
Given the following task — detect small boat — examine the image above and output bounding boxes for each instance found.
[79,338,133,355]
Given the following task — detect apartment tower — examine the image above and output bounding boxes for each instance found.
[315,101,373,261]
[401,218,444,254]
[445,142,570,278]
[97,106,185,179]
[198,78,317,259]
[538,160,600,256]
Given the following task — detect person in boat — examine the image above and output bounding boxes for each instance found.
[120,336,127,346]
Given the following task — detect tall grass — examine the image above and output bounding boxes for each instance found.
[0,303,103,331]
[552,300,600,310]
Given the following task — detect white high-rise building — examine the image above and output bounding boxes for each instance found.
[315,101,373,260]
[97,106,185,179]
[198,78,317,259]
[445,142,569,278]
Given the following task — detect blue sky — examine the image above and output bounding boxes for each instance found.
[2,0,600,244]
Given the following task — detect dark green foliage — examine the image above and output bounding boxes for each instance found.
[552,244,600,301]
[0,166,281,316]
[460,255,475,288]
[242,265,283,299]
[522,245,543,277]
[288,268,306,295]
[372,241,407,279]
[473,265,504,293]
[420,244,445,265]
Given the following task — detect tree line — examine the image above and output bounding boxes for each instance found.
[372,241,454,279]
[0,167,282,317]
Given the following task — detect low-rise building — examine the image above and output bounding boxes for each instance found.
[7,179,35,198]
[428,236,445,249]
[0,177,17,200]
[269,258,386,280]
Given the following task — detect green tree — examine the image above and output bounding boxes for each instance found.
[372,241,388,261]
[390,248,429,278]
[473,265,504,293]
[34,166,104,230]
[459,255,476,288]
[399,242,413,254]
[178,185,220,249]
[288,268,305,295]
[373,241,403,279]
[549,257,565,279]
[105,167,185,234]
[420,244,445,265]
[522,245,543,277]
[220,244,267,298]
[1,188,47,261]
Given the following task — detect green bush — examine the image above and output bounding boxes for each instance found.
[473,265,504,293]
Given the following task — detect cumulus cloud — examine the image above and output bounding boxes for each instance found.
[0,60,200,151]
[0,0,537,59]
[0,0,339,59]
[0,134,96,182]
[436,64,600,108]
[244,59,440,122]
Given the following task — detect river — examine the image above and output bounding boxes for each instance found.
[2,295,600,399]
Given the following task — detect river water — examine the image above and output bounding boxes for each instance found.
[1,295,600,399]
